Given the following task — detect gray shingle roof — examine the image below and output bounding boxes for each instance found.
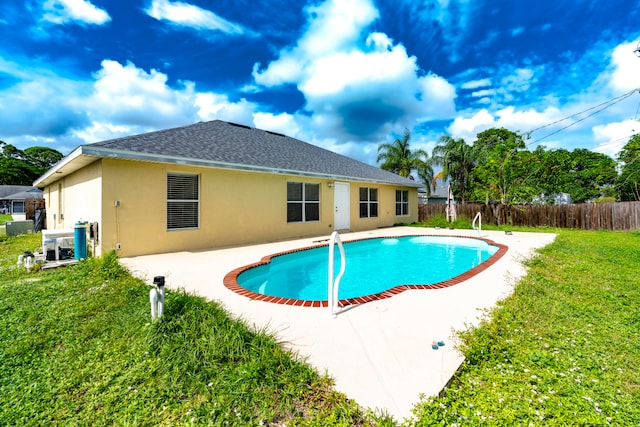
[0,185,39,199]
[88,120,421,187]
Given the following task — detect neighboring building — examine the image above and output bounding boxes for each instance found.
[34,120,423,257]
[420,184,448,204]
[0,185,44,221]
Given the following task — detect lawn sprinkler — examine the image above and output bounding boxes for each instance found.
[150,275,165,321]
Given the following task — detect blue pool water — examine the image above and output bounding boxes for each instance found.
[237,236,499,301]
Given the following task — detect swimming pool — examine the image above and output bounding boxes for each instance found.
[224,235,507,307]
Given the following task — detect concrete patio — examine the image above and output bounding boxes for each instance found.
[121,226,556,423]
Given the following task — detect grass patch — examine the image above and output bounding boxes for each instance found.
[0,214,11,237]
[0,214,12,225]
[412,215,473,230]
[0,233,390,426]
[412,215,559,233]
[409,229,640,425]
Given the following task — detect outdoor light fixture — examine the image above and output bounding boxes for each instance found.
[327,182,334,187]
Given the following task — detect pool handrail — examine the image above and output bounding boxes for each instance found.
[472,211,482,236]
[328,231,346,318]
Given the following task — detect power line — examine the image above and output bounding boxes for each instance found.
[525,88,640,147]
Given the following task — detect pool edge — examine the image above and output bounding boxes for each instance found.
[222,235,508,308]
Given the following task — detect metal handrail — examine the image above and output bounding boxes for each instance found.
[472,212,482,237]
[327,231,346,318]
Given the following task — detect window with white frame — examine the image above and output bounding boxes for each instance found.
[167,173,199,230]
[359,187,378,218]
[287,182,320,223]
[396,190,409,216]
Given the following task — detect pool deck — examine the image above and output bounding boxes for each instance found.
[121,227,556,423]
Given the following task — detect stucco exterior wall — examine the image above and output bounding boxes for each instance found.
[44,159,103,233]
[44,159,418,257]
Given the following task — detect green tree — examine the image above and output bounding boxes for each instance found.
[24,146,64,170]
[469,128,529,204]
[617,134,640,201]
[531,147,617,203]
[378,129,434,193]
[0,141,64,185]
[431,135,476,203]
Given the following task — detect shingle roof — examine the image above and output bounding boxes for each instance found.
[87,120,421,187]
[0,185,38,199]
[1,189,43,200]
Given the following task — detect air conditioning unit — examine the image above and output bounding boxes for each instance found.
[5,220,34,236]
[42,229,74,261]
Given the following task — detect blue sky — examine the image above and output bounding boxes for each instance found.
[1,0,639,166]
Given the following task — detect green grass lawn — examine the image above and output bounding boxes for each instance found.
[0,214,11,237]
[1,229,639,426]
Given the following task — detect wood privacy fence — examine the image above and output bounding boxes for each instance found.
[418,202,640,231]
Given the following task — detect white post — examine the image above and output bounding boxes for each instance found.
[150,275,166,321]
[150,288,158,320]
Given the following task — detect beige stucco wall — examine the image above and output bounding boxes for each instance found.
[44,160,103,243]
[44,158,418,257]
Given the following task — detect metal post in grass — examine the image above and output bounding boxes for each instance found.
[150,276,165,321]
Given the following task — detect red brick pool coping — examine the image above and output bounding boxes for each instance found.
[223,235,508,308]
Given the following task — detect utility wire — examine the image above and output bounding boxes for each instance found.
[525,88,640,147]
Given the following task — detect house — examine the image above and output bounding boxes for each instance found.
[0,185,44,221]
[420,184,448,204]
[34,120,423,257]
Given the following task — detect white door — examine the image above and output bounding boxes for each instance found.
[333,182,350,230]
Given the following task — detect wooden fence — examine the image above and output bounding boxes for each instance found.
[419,202,640,231]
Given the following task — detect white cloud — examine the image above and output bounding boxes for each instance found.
[471,89,496,98]
[592,120,640,158]
[501,68,536,93]
[461,78,492,90]
[495,105,563,132]
[604,40,640,94]
[253,0,456,143]
[145,0,245,34]
[0,56,261,150]
[447,104,567,143]
[253,0,379,86]
[71,122,134,143]
[195,93,256,124]
[253,112,304,139]
[88,60,197,127]
[447,109,495,142]
[0,58,90,139]
[42,0,111,25]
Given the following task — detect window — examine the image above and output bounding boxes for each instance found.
[287,182,320,223]
[396,190,409,216]
[359,187,378,218]
[167,173,199,230]
[12,201,25,214]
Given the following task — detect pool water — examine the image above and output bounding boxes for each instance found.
[237,236,499,301]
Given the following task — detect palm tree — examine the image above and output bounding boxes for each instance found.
[377,129,434,194]
[431,135,476,203]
